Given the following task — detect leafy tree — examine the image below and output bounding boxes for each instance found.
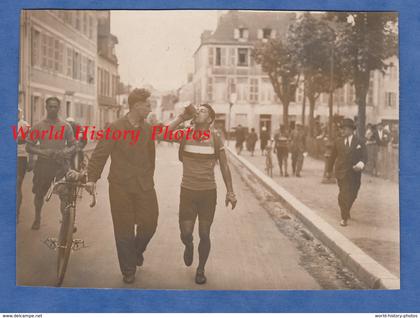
[326,12,398,137]
[288,13,348,136]
[252,39,299,130]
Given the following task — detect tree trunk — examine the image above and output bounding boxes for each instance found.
[283,101,289,131]
[355,74,369,139]
[301,91,306,125]
[356,93,367,139]
[308,95,316,137]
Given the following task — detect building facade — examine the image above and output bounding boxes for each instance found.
[96,11,121,129]
[19,10,98,126]
[192,10,399,137]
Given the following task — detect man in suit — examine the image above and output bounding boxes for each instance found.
[86,88,158,284]
[329,118,367,227]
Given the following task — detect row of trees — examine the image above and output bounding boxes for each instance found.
[252,12,398,138]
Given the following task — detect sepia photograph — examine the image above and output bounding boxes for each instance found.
[15,9,399,290]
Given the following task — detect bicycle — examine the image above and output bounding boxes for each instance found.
[44,153,96,287]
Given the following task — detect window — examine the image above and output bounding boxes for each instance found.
[66,47,73,77]
[75,11,81,31]
[216,47,221,66]
[215,47,227,66]
[237,48,248,66]
[87,58,94,84]
[214,77,226,102]
[82,12,88,35]
[73,51,81,80]
[31,29,41,67]
[207,77,213,101]
[385,92,396,107]
[64,11,72,24]
[367,81,374,105]
[229,48,235,66]
[347,84,355,104]
[228,78,236,96]
[296,84,303,103]
[81,55,87,82]
[249,78,259,103]
[47,36,54,70]
[41,33,54,71]
[208,47,214,66]
[263,28,272,39]
[88,15,94,39]
[236,77,248,102]
[54,39,64,73]
[239,28,249,40]
[260,78,273,103]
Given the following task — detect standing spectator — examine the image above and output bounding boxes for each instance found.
[390,123,399,147]
[16,108,32,224]
[329,118,367,227]
[246,128,258,156]
[235,124,246,155]
[274,125,289,177]
[260,126,270,155]
[376,122,390,147]
[25,97,76,230]
[290,122,306,177]
[365,123,379,176]
[376,122,391,176]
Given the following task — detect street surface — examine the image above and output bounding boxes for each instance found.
[17,145,365,289]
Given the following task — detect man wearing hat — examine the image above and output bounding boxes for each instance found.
[329,118,367,226]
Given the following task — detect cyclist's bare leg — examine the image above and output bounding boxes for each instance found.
[197,221,211,271]
[32,194,44,230]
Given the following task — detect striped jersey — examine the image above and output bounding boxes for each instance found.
[180,131,224,191]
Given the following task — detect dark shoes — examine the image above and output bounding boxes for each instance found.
[340,219,348,227]
[137,252,144,267]
[183,243,194,267]
[31,219,40,230]
[123,273,136,284]
[195,268,207,285]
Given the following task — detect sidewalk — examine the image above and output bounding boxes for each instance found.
[231,147,400,277]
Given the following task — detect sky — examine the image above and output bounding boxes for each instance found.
[111,11,218,92]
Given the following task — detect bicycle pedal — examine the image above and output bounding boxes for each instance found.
[72,239,87,251]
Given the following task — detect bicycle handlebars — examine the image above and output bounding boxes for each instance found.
[45,178,97,208]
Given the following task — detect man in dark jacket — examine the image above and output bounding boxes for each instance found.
[86,88,158,284]
[329,118,367,227]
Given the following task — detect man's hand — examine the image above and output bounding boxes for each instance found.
[41,149,56,158]
[26,156,34,172]
[85,181,96,195]
[352,161,365,172]
[225,192,237,210]
[179,104,196,121]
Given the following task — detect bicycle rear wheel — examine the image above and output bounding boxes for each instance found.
[56,206,75,287]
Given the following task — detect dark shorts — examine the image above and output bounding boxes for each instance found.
[276,147,288,160]
[179,187,217,224]
[32,158,67,197]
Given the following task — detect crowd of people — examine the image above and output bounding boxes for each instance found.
[234,122,308,178]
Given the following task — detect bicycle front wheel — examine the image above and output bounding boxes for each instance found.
[56,206,75,287]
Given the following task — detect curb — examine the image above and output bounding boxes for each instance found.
[227,147,400,290]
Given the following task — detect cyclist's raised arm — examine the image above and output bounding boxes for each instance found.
[153,104,195,143]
